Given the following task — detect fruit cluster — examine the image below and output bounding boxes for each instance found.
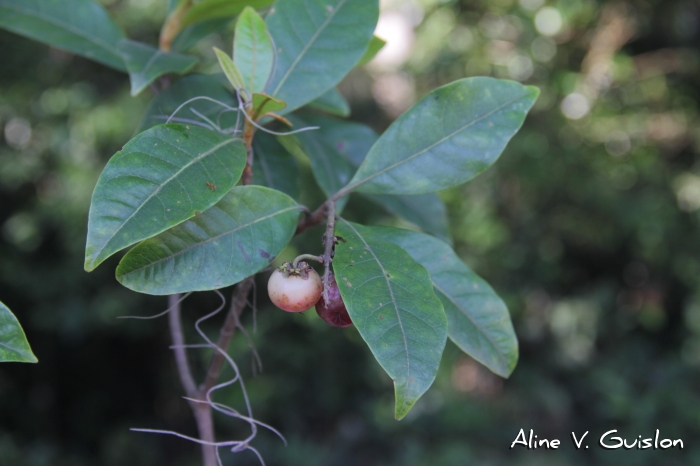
[267,261,352,327]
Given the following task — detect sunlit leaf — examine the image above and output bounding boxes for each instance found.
[85,124,246,271]
[0,301,37,363]
[307,88,350,117]
[116,186,300,295]
[252,132,300,198]
[368,227,518,377]
[266,0,379,113]
[117,39,198,96]
[347,77,539,194]
[357,35,386,66]
[0,0,126,71]
[333,220,447,419]
[234,7,274,94]
[137,74,236,134]
[182,0,274,28]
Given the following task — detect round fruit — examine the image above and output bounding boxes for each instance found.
[268,262,323,312]
[316,273,352,328]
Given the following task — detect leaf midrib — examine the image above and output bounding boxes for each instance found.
[0,2,122,61]
[346,90,533,192]
[0,340,30,358]
[89,135,238,265]
[270,0,348,96]
[342,220,411,411]
[118,205,300,277]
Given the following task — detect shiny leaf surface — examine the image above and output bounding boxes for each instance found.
[266,0,378,113]
[0,301,37,363]
[116,186,299,295]
[0,0,126,71]
[369,227,518,377]
[333,220,447,419]
[347,77,539,194]
[85,124,246,271]
[234,7,274,94]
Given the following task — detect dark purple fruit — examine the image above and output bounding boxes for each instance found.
[316,274,352,328]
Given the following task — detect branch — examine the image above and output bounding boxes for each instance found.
[295,200,329,235]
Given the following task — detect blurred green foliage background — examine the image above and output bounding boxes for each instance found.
[1,0,700,464]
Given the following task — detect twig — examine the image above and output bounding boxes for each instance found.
[321,201,337,304]
[295,200,329,235]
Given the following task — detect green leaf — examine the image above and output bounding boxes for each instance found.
[137,73,236,134]
[253,132,300,198]
[368,227,518,378]
[279,117,353,213]
[117,39,198,96]
[85,124,246,271]
[182,0,275,27]
[357,35,386,66]
[292,113,450,241]
[307,88,350,117]
[234,7,274,94]
[0,301,37,363]
[333,220,447,419]
[172,18,231,52]
[266,0,379,114]
[214,47,246,94]
[116,186,299,295]
[365,194,450,244]
[0,0,126,71]
[347,77,539,195]
[252,93,287,119]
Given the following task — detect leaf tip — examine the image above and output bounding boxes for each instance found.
[394,399,415,420]
[524,84,541,101]
[84,258,96,272]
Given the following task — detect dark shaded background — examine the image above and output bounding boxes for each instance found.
[1,0,700,464]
